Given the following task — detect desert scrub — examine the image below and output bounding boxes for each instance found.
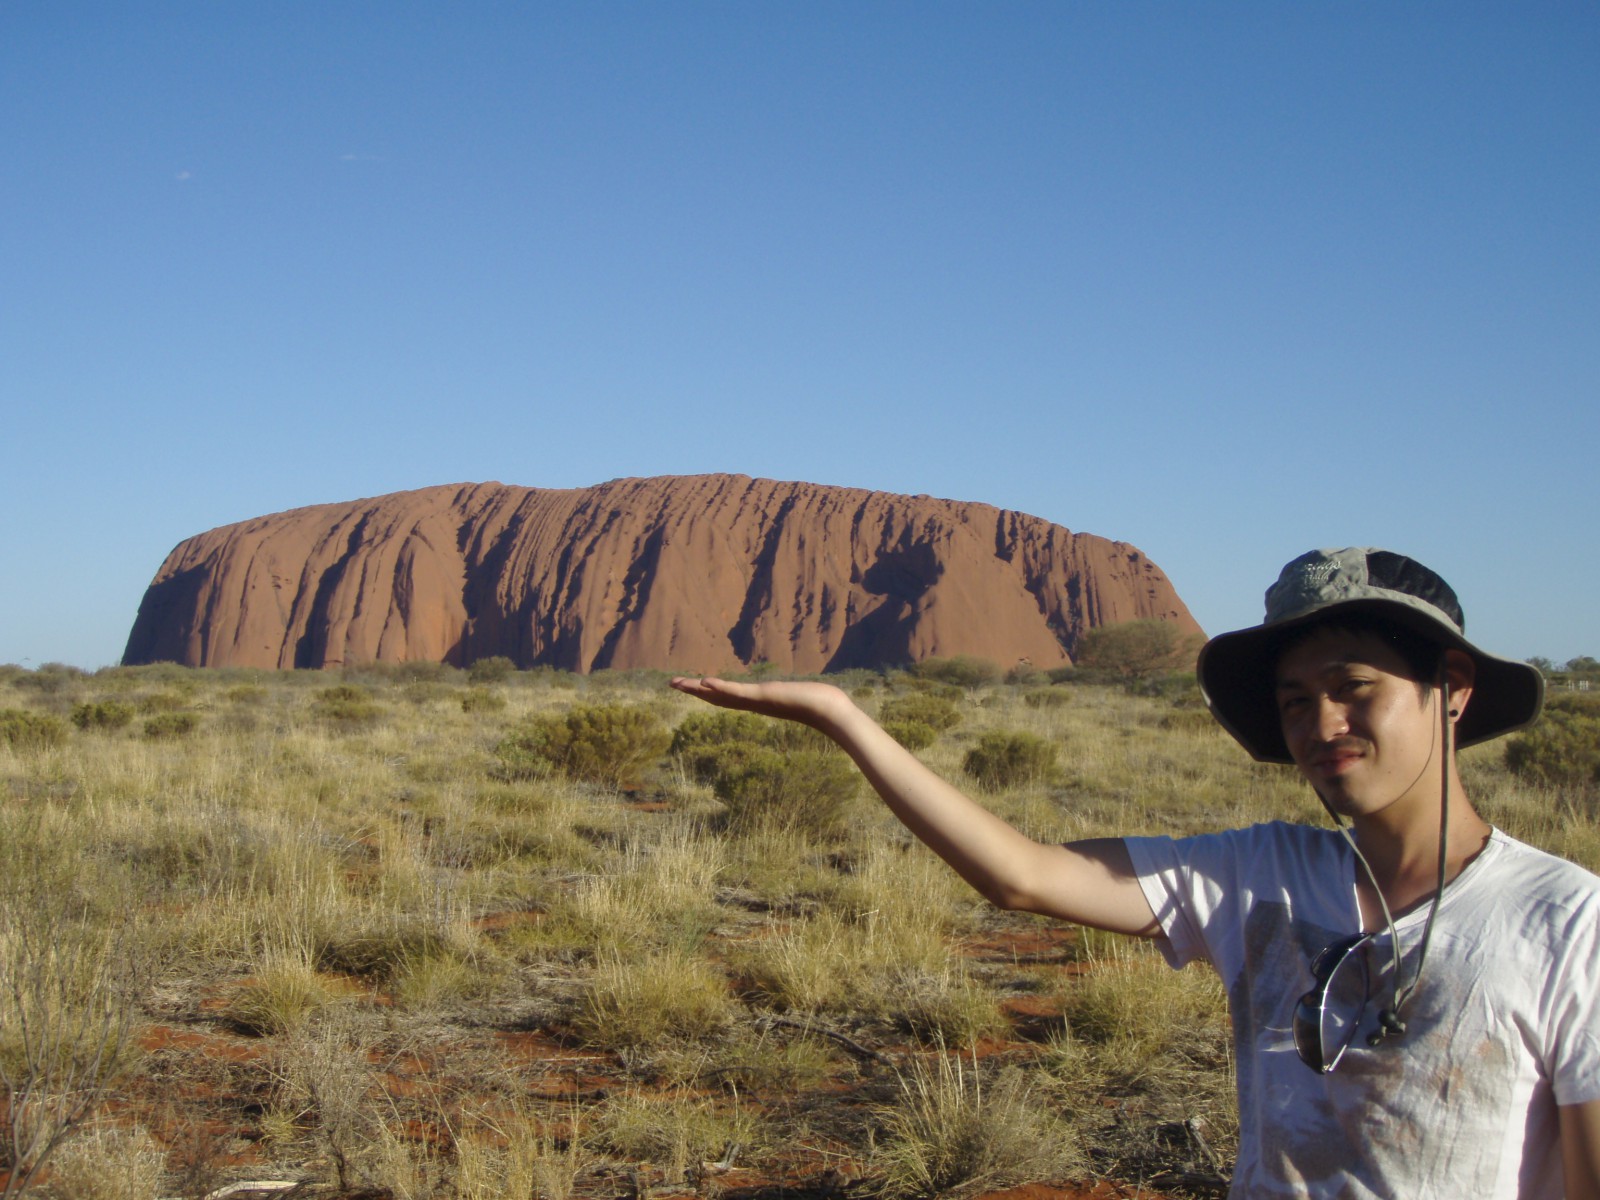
[879,692,963,733]
[884,718,939,751]
[735,905,956,1024]
[467,655,517,684]
[592,1087,763,1180]
[70,699,135,731]
[495,702,670,788]
[1505,693,1600,791]
[871,1051,1081,1199]
[669,709,772,762]
[34,1121,167,1200]
[222,945,364,1035]
[962,730,1058,791]
[910,656,1003,690]
[1043,941,1236,1186]
[0,707,67,749]
[0,877,145,1195]
[1022,688,1072,710]
[573,949,736,1050]
[669,710,863,837]
[311,683,384,727]
[141,709,200,739]
[532,826,724,958]
[460,686,507,713]
[135,689,191,713]
[889,963,1008,1045]
[709,746,861,838]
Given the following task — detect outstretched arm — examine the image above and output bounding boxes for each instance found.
[1561,1101,1600,1200]
[670,676,1159,937]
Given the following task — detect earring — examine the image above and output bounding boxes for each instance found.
[1448,709,1459,718]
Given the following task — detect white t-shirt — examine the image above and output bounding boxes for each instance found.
[1126,823,1600,1199]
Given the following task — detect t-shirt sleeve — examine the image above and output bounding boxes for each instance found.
[1546,891,1600,1107]
[1124,830,1243,971]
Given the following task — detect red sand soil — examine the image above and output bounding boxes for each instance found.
[90,916,1204,1200]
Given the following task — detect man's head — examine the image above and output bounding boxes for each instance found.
[1272,620,1476,816]
[1198,548,1543,764]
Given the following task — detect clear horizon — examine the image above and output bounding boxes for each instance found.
[3,4,1596,669]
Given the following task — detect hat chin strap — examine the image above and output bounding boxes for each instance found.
[1319,673,1453,1050]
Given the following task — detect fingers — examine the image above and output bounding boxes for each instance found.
[669,676,749,707]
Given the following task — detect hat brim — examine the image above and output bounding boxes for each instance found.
[1198,598,1545,764]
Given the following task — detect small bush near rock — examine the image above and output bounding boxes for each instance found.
[884,719,939,751]
[496,703,671,788]
[0,708,68,750]
[712,747,860,839]
[669,710,771,759]
[880,693,963,733]
[460,687,507,714]
[72,699,136,731]
[143,711,200,740]
[911,656,1002,690]
[962,731,1058,791]
[312,684,383,726]
[468,655,516,685]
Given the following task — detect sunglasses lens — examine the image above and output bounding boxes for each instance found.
[1294,933,1372,1074]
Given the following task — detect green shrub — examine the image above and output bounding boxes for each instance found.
[669,710,771,758]
[680,739,768,787]
[911,657,1001,690]
[467,655,516,685]
[884,719,938,751]
[1076,620,1201,680]
[1506,695,1600,790]
[71,699,135,731]
[460,687,507,714]
[0,708,68,750]
[712,747,860,838]
[142,711,200,739]
[311,683,383,726]
[962,731,1058,791]
[224,684,268,706]
[394,660,458,684]
[880,692,963,733]
[495,703,670,788]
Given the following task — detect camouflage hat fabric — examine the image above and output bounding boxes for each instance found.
[1197,547,1545,764]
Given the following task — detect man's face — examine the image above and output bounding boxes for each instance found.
[1274,627,1443,822]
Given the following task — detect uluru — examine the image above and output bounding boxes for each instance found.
[123,475,1201,674]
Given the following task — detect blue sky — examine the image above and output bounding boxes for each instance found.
[3,3,1596,670]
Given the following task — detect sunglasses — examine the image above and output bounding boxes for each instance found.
[1293,930,1377,1074]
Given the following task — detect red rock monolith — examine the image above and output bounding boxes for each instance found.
[123,475,1200,673]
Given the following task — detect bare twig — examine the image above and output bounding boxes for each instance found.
[758,1015,894,1066]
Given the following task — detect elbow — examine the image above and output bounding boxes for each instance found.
[975,879,1043,914]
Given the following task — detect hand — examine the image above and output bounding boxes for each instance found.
[668,676,856,731]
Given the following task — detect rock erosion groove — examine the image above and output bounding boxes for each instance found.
[123,475,1201,673]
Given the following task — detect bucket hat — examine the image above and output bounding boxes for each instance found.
[1198,548,1544,764]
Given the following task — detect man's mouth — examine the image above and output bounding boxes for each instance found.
[1309,745,1364,775]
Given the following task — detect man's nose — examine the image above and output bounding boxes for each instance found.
[1313,696,1350,740]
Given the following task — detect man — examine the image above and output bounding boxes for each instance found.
[672,547,1600,1198]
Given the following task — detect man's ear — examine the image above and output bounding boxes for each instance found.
[1442,648,1475,720]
